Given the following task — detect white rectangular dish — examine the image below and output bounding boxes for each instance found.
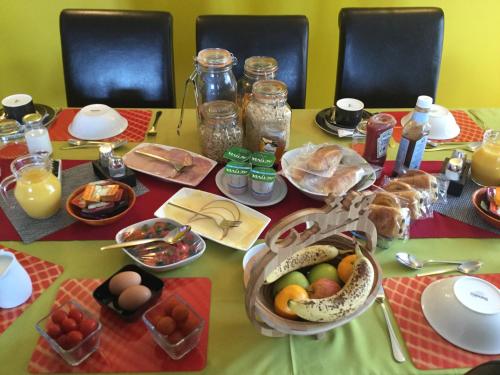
[123,143,217,187]
[154,188,271,251]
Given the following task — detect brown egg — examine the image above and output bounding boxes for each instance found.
[118,285,152,311]
[108,271,141,295]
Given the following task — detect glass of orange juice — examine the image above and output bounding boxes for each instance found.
[471,130,500,186]
[0,154,61,219]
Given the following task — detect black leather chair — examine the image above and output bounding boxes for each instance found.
[60,9,175,108]
[335,8,444,108]
[464,361,500,375]
[196,15,309,109]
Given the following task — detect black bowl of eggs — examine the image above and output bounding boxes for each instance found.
[93,264,164,320]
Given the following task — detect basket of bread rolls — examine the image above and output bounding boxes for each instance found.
[244,192,383,338]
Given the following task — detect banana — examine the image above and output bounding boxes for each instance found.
[288,246,374,322]
[264,245,339,284]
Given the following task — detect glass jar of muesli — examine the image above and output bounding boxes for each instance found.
[199,100,242,162]
[244,80,291,162]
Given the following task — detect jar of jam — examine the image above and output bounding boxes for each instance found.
[362,113,396,166]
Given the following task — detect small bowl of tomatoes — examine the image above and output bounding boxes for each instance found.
[115,218,206,272]
[35,300,102,366]
[142,294,204,360]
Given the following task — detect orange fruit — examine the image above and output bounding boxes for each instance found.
[274,285,308,320]
[338,254,357,283]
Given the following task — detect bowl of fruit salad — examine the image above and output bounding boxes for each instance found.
[35,300,102,366]
[115,218,206,272]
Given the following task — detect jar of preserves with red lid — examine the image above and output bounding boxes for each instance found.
[362,113,396,166]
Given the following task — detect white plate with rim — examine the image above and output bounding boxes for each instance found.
[421,276,500,355]
[281,144,376,200]
[215,169,288,207]
[154,188,271,251]
[123,143,217,187]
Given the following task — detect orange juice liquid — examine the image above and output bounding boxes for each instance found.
[14,167,61,219]
[471,142,500,186]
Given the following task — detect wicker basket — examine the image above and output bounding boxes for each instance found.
[244,193,382,338]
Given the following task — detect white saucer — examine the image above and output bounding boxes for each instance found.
[215,169,288,207]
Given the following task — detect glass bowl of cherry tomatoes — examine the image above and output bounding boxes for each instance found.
[115,218,206,272]
[143,294,204,360]
[35,300,102,366]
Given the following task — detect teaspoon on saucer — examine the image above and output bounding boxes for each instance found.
[395,252,472,270]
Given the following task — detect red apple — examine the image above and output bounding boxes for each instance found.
[307,278,341,299]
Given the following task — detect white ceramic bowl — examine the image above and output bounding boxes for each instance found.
[421,276,500,355]
[401,104,460,140]
[68,104,128,140]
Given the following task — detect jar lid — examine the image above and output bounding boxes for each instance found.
[196,48,234,68]
[200,100,238,120]
[22,112,43,125]
[368,113,397,127]
[252,80,288,100]
[244,56,278,76]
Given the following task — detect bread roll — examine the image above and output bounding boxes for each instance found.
[368,204,407,238]
[395,173,438,202]
[384,180,413,192]
[320,166,364,196]
[307,145,343,172]
[393,190,422,219]
[373,191,401,209]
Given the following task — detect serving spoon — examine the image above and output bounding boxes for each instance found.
[395,252,472,270]
[416,260,483,277]
[100,225,191,250]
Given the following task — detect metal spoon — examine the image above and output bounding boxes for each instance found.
[425,141,481,152]
[395,252,472,270]
[61,139,127,150]
[147,110,162,136]
[100,225,190,250]
[416,260,483,277]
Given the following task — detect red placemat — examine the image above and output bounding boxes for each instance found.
[48,109,153,142]
[383,274,500,370]
[390,110,484,143]
[28,277,211,373]
[0,247,63,335]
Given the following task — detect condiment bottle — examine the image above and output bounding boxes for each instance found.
[23,113,52,156]
[393,95,432,175]
[362,113,396,167]
[245,80,291,162]
[471,129,500,186]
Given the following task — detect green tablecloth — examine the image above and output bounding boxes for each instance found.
[1,108,499,375]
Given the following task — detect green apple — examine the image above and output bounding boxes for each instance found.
[272,271,309,296]
[308,263,340,284]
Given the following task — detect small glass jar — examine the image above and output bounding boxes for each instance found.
[362,113,396,167]
[108,155,126,178]
[99,144,113,168]
[471,129,500,186]
[245,80,291,162]
[237,56,278,109]
[198,100,243,162]
[23,113,52,156]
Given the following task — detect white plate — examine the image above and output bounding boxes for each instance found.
[281,145,376,200]
[215,169,288,207]
[242,242,268,287]
[421,276,500,355]
[68,104,128,140]
[123,143,217,187]
[154,188,271,251]
[115,218,206,272]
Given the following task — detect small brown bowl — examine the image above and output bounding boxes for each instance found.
[66,180,136,226]
[472,187,500,229]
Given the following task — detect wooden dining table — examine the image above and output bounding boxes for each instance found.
[1,108,499,375]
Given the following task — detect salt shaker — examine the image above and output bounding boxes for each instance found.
[99,144,113,168]
[108,155,126,178]
[23,113,52,156]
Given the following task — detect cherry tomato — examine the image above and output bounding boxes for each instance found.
[61,317,78,333]
[57,334,71,350]
[68,308,83,323]
[46,322,62,339]
[164,298,179,316]
[66,330,84,348]
[79,318,98,337]
[51,310,67,325]
[171,304,189,323]
[156,316,176,336]
[167,330,184,344]
[179,312,200,336]
[148,313,164,327]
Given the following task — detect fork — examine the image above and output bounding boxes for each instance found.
[133,149,190,173]
[376,287,406,363]
[167,202,242,239]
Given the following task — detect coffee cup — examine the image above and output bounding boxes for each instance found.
[332,98,364,128]
[1,94,36,124]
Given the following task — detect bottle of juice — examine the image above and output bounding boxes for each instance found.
[393,95,432,175]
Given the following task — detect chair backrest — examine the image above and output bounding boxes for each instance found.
[464,361,500,375]
[60,9,175,108]
[196,15,309,109]
[335,7,444,108]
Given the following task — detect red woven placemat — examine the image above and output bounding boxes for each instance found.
[48,109,152,142]
[383,274,500,370]
[0,247,63,335]
[390,110,484,143]
[28,277,211,373]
